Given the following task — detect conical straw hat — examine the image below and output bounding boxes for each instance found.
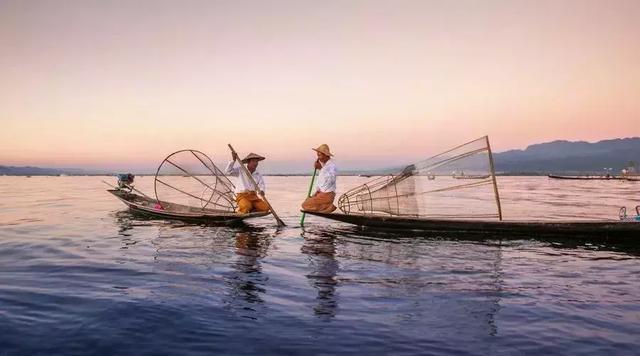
[312,144,333,157]
[241,153,266,164]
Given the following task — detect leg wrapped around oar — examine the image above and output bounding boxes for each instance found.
[236,191,270,214]
[302,192,337,213]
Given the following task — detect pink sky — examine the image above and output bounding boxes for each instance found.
[1,0,639,173]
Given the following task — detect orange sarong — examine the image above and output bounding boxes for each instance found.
[301,191,336,213]
[236,191,270,214]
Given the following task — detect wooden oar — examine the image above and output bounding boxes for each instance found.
[228,144,286,227]
[300,168,317,226]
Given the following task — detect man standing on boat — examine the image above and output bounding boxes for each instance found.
[302,144,337,213]
[225,152,270,214]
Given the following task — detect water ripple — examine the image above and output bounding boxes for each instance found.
[0,176,639,354]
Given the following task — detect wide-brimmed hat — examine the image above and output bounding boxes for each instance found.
[241,153,266,164]
[312,144,333,157]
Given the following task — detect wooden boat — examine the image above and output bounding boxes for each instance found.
[307,136,640,242]
[301,211,640,241]
[452,172,490,179]
[548,174,630,181]
[109,189,270,224]
[106,149,278,225]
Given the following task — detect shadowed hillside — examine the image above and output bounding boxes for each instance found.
[494,137,640,174]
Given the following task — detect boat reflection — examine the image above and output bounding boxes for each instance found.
[111,210,275,315]
[305,225,505,338]
[229,231,270,298]
[112,210,156,249]
[223,228,273,319]
[301,229,340,320]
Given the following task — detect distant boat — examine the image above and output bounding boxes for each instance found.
[621,164,639,181]
[548,174,637,181]
[452,171,489,179]
[358,174,372,178]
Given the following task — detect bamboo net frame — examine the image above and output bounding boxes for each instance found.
[338,136,503,220]
[154,149,237,213]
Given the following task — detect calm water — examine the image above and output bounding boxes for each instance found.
[1,176,639,355]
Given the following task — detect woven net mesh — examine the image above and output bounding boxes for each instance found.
[338,136,501,220]
[154,150,236,213]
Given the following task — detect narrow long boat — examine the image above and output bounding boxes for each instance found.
[303,136,640,242]
[109,189,269,224]
[548,174,633,181]
[453,174,490,179]
[301,210,640,241]
[106,149,271,224]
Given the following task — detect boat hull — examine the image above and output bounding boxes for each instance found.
[109,189,270,224]
[548,174,639,181]
[301,211,640,242]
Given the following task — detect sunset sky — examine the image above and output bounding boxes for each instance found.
[1,0,639,173]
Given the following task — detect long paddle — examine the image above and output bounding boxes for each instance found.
[228,144,286,227]
[300,169,317,226]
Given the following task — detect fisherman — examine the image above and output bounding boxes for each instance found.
[302,144,337,213]
[225,152,270,214]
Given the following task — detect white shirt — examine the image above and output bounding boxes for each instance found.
[225,161,266,194]
[315,159,337,193]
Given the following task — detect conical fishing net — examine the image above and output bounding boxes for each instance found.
[338,136,502,220]
[154,150,236,213]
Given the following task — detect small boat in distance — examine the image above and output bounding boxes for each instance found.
[549,165,640,181]
[548,174,626,181]
[452,171,490,179]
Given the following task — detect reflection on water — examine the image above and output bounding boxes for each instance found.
[487,242,503,337]
[301,229,339,320]
[225,230,272,318]
[1,176,639,354]
[301,224,508,339]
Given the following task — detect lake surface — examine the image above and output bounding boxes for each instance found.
[1,176,639,355]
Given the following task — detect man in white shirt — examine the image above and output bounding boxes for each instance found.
[302,144,337,213]
[225,152,269,214]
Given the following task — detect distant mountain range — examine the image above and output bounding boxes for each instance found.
[0,166,64,176]
[0,166,93,176]
[493,137,640,174]
[2,137,639,176]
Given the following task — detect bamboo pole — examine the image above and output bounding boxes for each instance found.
[300,169,317,226]
[485,136,503,221]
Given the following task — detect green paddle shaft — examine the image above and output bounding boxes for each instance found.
[300,169,317,226]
